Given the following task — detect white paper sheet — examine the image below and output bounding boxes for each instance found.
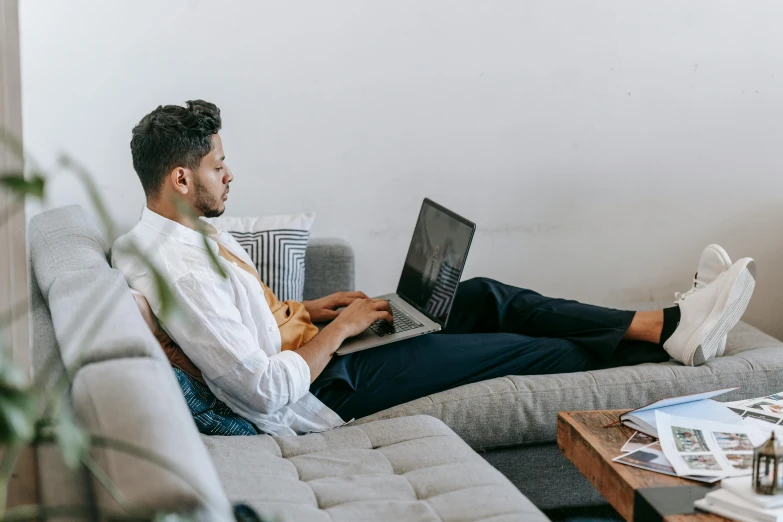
[656,411,768,478]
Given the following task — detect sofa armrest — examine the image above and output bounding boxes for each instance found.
[303,238,355,300]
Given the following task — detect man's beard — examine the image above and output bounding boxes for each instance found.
[193,178,225,218]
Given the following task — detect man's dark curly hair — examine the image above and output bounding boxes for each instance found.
[130,100,222,199]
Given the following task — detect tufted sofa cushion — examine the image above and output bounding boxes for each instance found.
[202,415,547,522]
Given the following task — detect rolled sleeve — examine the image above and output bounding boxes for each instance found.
[272,350,311,402]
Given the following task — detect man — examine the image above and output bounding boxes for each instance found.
[113,100,757,436]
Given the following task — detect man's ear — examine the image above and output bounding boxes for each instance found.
[169,167,191,195]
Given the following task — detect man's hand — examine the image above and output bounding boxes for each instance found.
[303,291,370,322]
[330,298,393,338]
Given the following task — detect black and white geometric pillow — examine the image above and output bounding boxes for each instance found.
[207,213,315,302]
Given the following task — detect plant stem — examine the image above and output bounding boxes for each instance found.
[80,453,135,515]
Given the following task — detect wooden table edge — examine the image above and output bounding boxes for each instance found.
[557,411,637,521]
[556,411,731,522]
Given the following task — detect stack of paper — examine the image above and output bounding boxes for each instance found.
[696,477,783,522]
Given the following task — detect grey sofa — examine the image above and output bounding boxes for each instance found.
[29,205,783,519]
[29,205,547,521]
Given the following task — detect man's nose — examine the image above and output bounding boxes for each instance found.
[225,167,234,184]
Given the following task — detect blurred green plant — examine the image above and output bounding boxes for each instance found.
[0,128,248,521]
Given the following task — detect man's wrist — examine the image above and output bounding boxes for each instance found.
[322,320,350,344]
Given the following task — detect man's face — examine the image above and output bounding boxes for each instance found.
[192,134,233,218]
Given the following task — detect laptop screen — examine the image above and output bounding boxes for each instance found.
[396,199,476,326]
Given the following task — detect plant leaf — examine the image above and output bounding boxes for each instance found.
[0,392,36,445]
[54,409,90,470]
[203,235,228,279]
[0,173,45,200]
[150,264,177,320]
[0,355,36,444]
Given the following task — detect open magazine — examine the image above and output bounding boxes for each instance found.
[725,392,783,426]
[611,387,740,437]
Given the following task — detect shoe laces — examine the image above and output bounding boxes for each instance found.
[674,273,708,303]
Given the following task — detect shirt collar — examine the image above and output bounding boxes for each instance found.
[140,207,220,254]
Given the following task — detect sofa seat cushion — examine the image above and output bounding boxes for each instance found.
[202,415,548,522]
[353,322,783,450]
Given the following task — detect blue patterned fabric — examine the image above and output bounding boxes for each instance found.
[172,367,259,436]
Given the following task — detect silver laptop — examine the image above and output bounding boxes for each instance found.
[335,198,475,355]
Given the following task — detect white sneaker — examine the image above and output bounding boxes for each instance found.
[664,257,756,366]
[686,244,733,356]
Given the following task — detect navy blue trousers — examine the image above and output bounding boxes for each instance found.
[311,277,669,421]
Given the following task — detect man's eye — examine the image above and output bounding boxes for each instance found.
[216,167,223,171]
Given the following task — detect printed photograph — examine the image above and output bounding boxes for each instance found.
[621,432,658,453]
[713,432,755,452]
[725,453,754,470]
[671,426,710,453]
[614,443,677,474]
[761,404,783,415]
[682,454,722,471]
[749,401,776,411]
[743,410,782,425]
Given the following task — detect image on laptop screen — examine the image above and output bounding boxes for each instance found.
[397,200,475,326]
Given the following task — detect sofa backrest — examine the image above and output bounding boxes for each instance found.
[28,206,229,519]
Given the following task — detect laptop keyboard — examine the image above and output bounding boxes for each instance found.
[369,300,424,337]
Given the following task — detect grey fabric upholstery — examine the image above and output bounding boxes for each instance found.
[72,358,234,520]
[354,321,783,451]
[203,415,548,522]
[28,205,110,299]
[30,268,64,392]
[303,237,355,300]
[480,444,605,511]
[47,268,166,369]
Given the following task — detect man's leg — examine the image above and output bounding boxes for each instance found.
[443,277,660,360]
[311,332,666,421]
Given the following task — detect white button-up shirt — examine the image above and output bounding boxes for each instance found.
[111,207,344,436]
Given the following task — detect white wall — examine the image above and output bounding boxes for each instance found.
[20,1,783,338]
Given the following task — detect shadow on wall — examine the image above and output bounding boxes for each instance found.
[706,201,783,341]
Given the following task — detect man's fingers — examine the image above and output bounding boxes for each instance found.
[332,296,357,308]
[370,300,392,312]
[319,309,341,320]
[344,291,369,299]
[374,311,394,324]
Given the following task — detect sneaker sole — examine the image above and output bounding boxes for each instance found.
[688,259,756,366]
[705,244,732,357]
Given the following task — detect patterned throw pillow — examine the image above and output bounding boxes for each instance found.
[208,213,315,302]
[172,367,259,436]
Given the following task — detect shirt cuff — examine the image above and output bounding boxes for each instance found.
[272,349,311,403]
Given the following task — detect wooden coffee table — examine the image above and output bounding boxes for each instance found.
[557,410,729,522]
